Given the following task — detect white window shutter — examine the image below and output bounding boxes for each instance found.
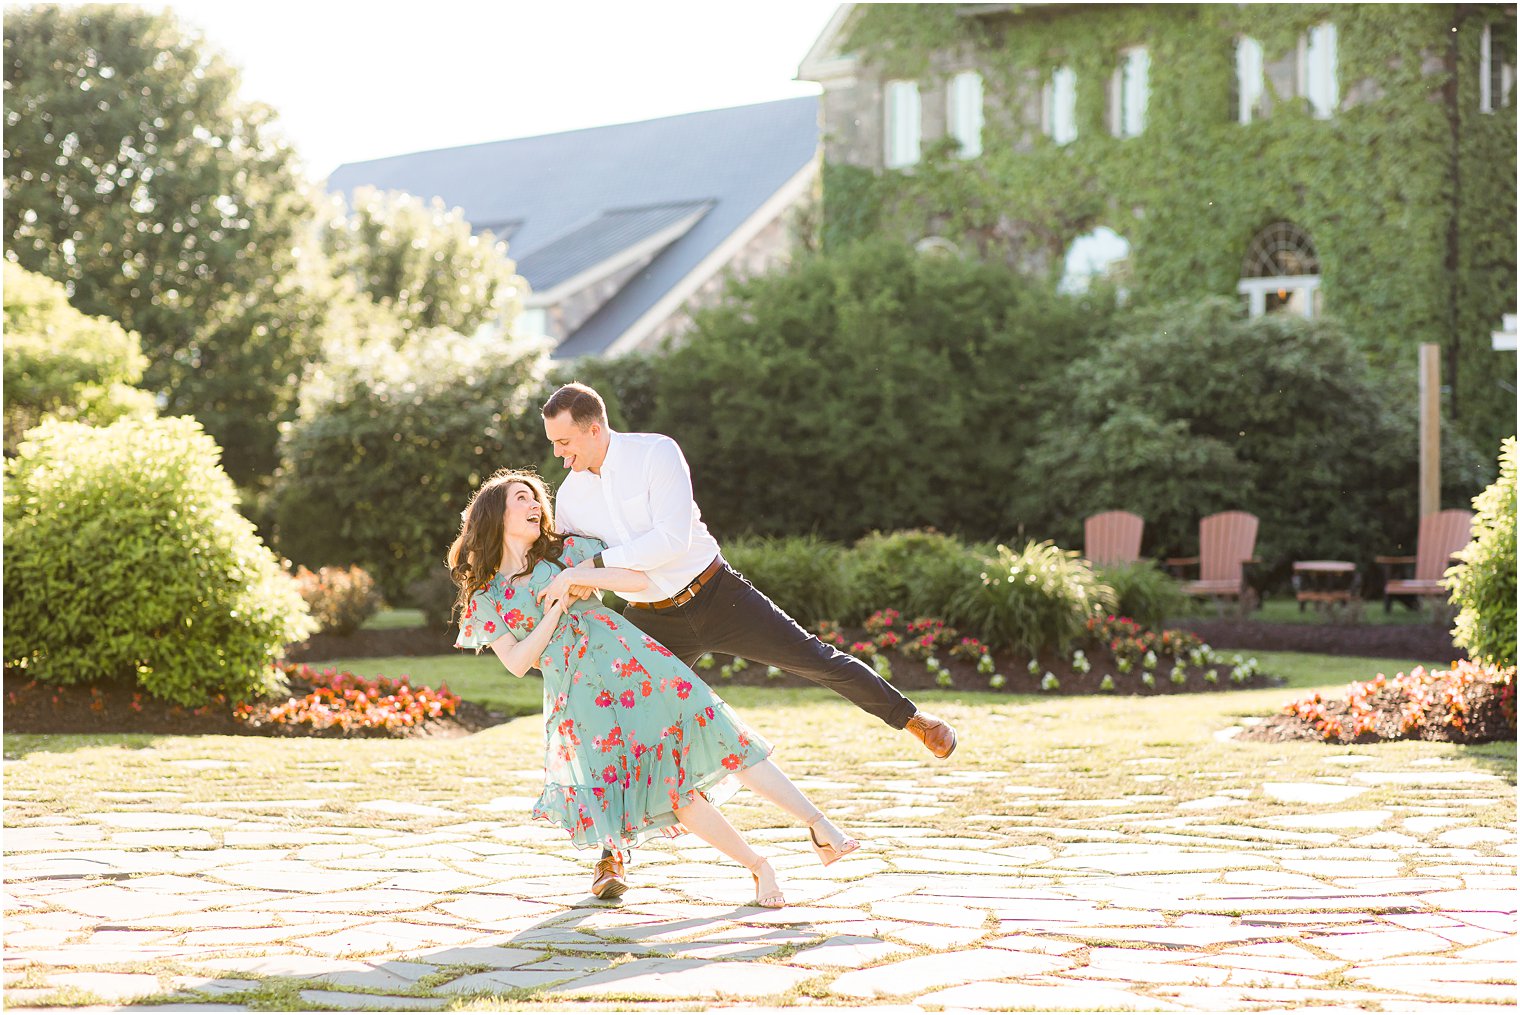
[885,80,922,168]
[949,71,984,158]
[1237,37,1264,124]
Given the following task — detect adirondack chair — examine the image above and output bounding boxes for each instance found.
[1165,511,1261,605]
[1084,511,1144,567]
[1377,509,1474,612]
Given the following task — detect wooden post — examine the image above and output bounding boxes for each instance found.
[1418,343,1441,519]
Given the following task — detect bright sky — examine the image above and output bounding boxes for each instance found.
[149,0,843,181]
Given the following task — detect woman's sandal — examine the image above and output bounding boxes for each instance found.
[807,813,860,867]
[748,857,785,909]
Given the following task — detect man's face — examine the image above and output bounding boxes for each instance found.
[544,411,601,472]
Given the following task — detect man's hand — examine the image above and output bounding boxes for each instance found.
[536,567,588,611]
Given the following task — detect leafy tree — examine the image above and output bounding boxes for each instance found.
[3,4,322,483]
[320,186,523,337]
[273,329,549,601]
[1015,298,1490,582]
[2,261,155,449]
[648,240,1115,541]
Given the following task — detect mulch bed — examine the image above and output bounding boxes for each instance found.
[1178,615,1460,662]
[2,669,508,739]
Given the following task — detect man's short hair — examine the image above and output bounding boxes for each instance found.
[541,383,607,427]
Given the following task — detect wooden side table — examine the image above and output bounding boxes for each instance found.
[1292,560,1362,611]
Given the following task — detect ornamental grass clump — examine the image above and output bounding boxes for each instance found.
[1446,437,1516,668]
[3,417,315,705]
[950,541,1115,654]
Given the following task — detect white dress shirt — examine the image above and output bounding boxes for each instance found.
[555,430,722,603]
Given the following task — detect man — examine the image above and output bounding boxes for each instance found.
[537,382,958,900]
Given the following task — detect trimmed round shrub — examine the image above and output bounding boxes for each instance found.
[4,416,315,705]
[845,529,985,624]
[293,565,381,636]
[1095,561,1191,629]
[724,535,855,629]
[1448,437,1517,668]
[949,541,1116,654]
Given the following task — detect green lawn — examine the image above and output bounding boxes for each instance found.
[363,607,427,630]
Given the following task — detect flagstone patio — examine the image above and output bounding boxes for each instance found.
[3,749,1515,1012]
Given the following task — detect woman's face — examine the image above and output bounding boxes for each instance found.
[501,481,544,541]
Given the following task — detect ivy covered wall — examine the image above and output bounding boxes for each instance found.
[815,4,1516,456]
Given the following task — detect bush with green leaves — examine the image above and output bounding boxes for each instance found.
[649,239,1115,541]
[2,262,156,451]
[1447,438,1517,668]
[949,541,1115,654]
[3,416,315,705]
[723,535,856,629]
[1015,298,1490,585]
[1094,561,1191,629]
[844,528,985,624]
[273,329,548,601]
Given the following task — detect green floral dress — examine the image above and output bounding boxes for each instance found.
[456,535,772,850]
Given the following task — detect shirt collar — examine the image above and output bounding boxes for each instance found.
[597,429,624,477]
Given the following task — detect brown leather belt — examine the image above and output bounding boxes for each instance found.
[626,556,724,611]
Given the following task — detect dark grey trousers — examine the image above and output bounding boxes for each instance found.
[618,562,919,729]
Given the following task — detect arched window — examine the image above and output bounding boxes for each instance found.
[1059,226,1131,296]
[1237,221,1321,318]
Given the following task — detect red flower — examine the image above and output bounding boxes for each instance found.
[721,753,742,770]
[483,621,496,634]
[595,690,614,707]
[675,681,692,700]
[602,764,618,784]
[619,689,637,708]
[641,680,653,697]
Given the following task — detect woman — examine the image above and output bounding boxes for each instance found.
[448,469,858,908]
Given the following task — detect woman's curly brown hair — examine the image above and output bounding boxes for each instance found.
[446,469,567,626]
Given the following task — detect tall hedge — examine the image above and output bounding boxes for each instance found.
[1448,438,1517,668]
[1014,298,1489,583]
[3,416,314,705]
[648,239,1117,541]
[273,329,549,601]
[2,262,156,451]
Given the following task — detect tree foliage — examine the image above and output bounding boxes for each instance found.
[1014,298,1490,581]
[3,3,324,483]
[320,186,523,337]
[2,260,155,450]
[648,240,1116,542]
[272,330,550,601]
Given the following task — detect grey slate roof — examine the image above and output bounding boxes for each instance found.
[516,200,713,293]
[326,97,819,358]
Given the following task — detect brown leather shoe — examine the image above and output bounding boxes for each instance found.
[905,711,958,759]
[591,853,627,900]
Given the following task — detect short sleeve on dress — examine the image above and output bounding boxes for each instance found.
[455,589,511,651]
[560,534,608,568]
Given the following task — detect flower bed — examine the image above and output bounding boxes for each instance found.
[1239,661,1517,744]
[231,663,461,737]
[705,609,1280,696]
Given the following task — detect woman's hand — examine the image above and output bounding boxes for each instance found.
[537,566,589,612]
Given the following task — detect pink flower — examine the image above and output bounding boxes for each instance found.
[619,689,637,708]
[595,690,614,707]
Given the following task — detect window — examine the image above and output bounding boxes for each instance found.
[948,71,984,158]
[1111,47,1149,138]
[884,79,921,168]
[1301,22,1338,119]
[1481,23,1515,113]
[1236,36,1265,123]
[1044,66,1078,145]
[1237,221,1321,319]
[518,307,549,338]
[1058,226,1131,296]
